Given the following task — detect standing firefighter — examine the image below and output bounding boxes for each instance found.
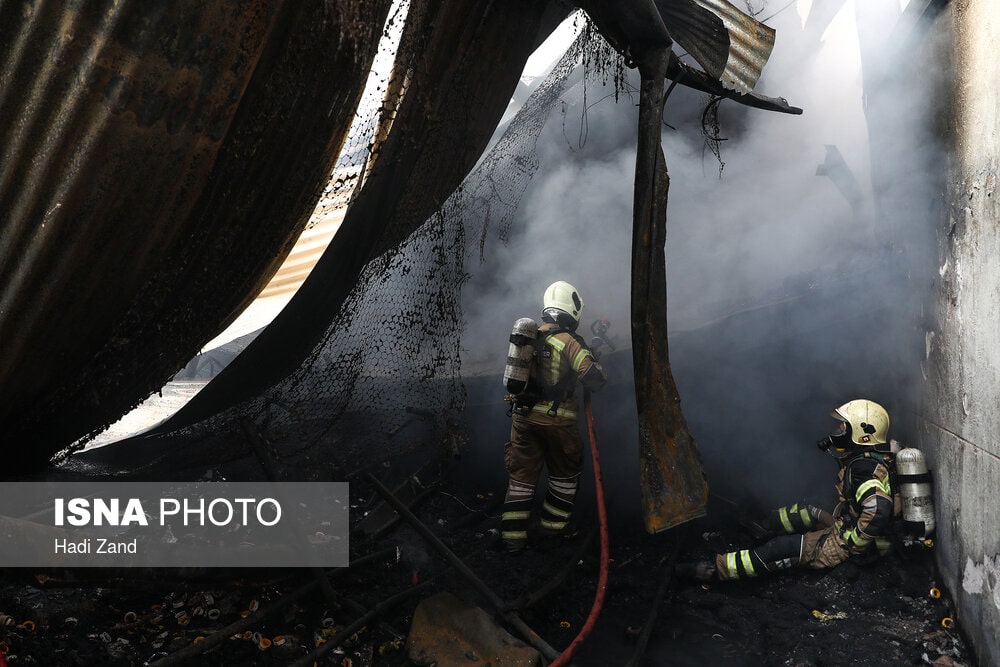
[678,399,903,581]
[500,281,607,553]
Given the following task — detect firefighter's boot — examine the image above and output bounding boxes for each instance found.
[674,561,717,582]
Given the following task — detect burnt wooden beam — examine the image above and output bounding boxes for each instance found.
[666,55,803,115]
[631,47,709,534]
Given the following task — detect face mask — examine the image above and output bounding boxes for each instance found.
[829,430,853,452]
[817,422,852,455]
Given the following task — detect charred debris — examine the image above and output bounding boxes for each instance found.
[0,398,974,666]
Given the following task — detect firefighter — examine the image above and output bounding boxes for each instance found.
[500,281,607,553]
[677,399,899,581]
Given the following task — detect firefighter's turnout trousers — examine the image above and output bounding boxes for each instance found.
[716,455,898,580]
[501,413,583,550]
[715,501,893,580]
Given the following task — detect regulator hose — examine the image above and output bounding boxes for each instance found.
[550,389,610,666]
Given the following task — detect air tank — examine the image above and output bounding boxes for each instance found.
[896,447,935,538]
[503,318,537,394]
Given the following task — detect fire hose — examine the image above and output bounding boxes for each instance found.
[550,389,610,666]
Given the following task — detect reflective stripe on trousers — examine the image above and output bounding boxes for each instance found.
[776,503,816,534]
[719,549,759,580]
[502,478,534,545]
[540,474,578,533]
[717,534,804,580]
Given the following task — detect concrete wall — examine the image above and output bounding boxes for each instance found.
[921,3,1000,665]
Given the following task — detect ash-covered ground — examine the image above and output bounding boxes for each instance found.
[0,482,973,666]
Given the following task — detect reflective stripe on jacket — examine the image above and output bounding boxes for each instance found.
[838,455,895,556]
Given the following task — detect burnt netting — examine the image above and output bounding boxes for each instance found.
[76,16,630,480]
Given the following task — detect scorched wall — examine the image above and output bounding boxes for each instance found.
[921,2,1000,665]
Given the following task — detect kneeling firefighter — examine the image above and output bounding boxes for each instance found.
[678,399,934,582]
[500,281,607,553]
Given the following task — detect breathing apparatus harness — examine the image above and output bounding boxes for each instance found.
[840,449,896,512]
[818,430,897,511]
[835,447,917,560]
[508,326,588,418]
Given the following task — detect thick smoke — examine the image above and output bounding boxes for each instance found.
[456,1,942,525]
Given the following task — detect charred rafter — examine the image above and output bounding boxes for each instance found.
[667,54,803,115]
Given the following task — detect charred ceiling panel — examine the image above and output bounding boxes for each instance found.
[572,0,672,65]
[0,1,279,401]
[157,0,571,432]
[656,0,775,94]
[0,0,390,470]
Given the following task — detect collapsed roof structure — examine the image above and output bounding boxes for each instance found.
[1,0,798,530]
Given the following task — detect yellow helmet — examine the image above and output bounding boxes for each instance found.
[831,399,890,446]
[542,281,584,328]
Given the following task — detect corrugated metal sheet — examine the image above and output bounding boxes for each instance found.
[255,164,359,300]
[159,0,573,433]
[656,0,775,94]
[0,0,391,469]
[258,209,345,299]
[699,0,775,93]
[1,1,280,382]
[656,0,729,77]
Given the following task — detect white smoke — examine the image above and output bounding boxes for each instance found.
[459,1,942,513]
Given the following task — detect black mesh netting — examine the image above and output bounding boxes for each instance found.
[69,15,631,479]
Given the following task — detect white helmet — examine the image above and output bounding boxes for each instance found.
[831,399,890,447]
[542,281,584,329]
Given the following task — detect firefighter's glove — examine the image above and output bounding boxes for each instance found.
[589,338,604,360]
[808,504,835,529]
[834,521,853,552]
[839,513,856,529]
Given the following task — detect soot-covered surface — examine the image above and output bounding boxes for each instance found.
[0,481,972,666]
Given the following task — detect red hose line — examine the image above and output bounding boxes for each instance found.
[550,389,610,666]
